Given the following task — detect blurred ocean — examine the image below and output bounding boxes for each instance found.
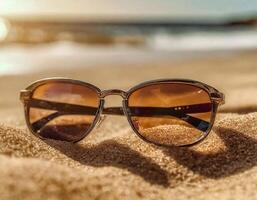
[0,23,257,75]
[150,28,257,50]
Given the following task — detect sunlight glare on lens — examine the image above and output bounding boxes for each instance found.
[0,18,9,41]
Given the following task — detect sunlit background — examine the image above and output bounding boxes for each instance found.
[0,0,257,75]
[1,0,257,20]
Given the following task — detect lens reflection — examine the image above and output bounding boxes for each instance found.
[28,81,100,141]
[128,83,212,146]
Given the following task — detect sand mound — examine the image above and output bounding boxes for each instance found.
[0,112,257,199]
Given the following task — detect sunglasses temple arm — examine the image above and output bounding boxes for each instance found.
[128,107,210,132]
[28,99,98,132]
[28,99,211,133]
[30,107,125,132]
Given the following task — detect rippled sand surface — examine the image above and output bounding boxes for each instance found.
[0,51,257,199]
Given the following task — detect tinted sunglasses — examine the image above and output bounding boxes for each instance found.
[20,78,225,147]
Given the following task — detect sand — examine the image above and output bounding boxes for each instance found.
[0,51,257,199]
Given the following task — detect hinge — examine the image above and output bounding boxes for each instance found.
[20,90,31,103]
[211,92,225,105]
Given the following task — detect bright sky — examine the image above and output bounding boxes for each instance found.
[0,0,257,21]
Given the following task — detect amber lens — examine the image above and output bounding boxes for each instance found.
[127,83,213,146]
[28,81,100,142]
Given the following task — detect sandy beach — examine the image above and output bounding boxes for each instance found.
[0,50,257,199]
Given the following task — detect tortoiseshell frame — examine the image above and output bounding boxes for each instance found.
[20,78,225,147]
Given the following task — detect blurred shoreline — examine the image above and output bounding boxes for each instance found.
[1,17,257,76]
[0,41,257,76]
[1,19,257,48]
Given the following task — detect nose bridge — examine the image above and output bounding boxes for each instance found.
[100,89,126,99]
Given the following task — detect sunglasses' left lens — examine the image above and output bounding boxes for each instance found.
[27,81,100,142]
[127,82,213,146]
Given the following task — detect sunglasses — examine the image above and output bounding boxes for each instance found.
[20,78,225,147]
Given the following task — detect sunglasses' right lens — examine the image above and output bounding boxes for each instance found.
[27,81,100,142]
[127,83,213,146]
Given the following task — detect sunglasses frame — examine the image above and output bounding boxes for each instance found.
[20,78,225,147]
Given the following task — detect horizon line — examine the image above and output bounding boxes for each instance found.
[1,11,257,23]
